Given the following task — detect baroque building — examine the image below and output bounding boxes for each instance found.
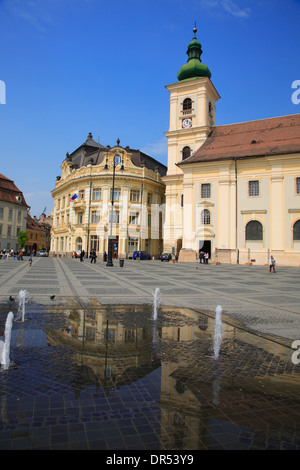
[50,134,166,259]
[163,27,300,265]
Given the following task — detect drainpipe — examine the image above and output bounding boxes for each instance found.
[235,158,239,264]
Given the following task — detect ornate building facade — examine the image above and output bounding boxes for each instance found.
[163,28,300,265]
[50,135,166,259]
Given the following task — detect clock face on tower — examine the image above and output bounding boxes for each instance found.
[182,118,192,128]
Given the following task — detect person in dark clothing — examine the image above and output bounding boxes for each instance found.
[80,250,85,262]
[91,250,97,263]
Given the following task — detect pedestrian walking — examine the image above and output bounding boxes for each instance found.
[269,255,276,273]
[205,252,209,265]
[103,251,107,263]
[91,250,97,263]
[80,249,85,262]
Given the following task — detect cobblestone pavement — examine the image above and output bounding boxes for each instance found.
[0,256,299,345]
[0,256,300,450]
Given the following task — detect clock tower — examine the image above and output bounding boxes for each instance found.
[163,27,220,255]
[165,27,220,175]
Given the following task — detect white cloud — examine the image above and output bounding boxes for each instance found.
[2,0,94,35]
[141,138,168,158]
[199,0,251,18]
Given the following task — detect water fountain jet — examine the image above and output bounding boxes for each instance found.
[153,288,160,321]
[0,312,14,370]
[214,305,223,360]
[17,289,28,322]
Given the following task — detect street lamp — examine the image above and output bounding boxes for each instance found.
[105,150,124,266]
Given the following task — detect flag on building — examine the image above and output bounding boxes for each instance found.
[70,194,78,202]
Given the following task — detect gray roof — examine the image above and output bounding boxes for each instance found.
[65,135,167,177]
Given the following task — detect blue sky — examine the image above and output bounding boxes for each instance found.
[0,0,299,217]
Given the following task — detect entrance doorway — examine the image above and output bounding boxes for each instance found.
[111,237,119,259]
[199,240,211,258]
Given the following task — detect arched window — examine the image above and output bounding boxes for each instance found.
[293,220,300,240]
[76,237,83,253]
[245,221,263,240]
[201,209,211,225]
[183,98,192,114]
[182,146,191,160]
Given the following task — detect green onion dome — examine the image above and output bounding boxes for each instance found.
[177,27,211,81]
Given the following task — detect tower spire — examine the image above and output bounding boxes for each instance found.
[193,23,197,37]
[177,26,211,81]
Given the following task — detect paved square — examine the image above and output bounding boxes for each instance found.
[0,257,299,450]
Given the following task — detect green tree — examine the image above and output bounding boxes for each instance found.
[18,231,28,249]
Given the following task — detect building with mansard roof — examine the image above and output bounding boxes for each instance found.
[163,27,300,266]
[50,134,167,259]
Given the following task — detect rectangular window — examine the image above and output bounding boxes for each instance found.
[77,212,83,224]
[296,177,300,194]
[85,327,96,341]
[7,225,12,236]
[129,211,139,225]
[109,210,119,224]
[0,224,2,235]
[92,188,102,201]
[90,235,100,251]
[110,187,121,201]
[249,180,259,197]
[147,193,152,205]
[125,329,135,342]
[8,209,12,221]
[91,210,100,223]
[17,211,21,223]
[130,189,140,202]
[0,207,3,219]
[201,183,211,198]
[79,190,85,200]
[128,238,138,253]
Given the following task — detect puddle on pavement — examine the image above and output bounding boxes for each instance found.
[0,303,299,450]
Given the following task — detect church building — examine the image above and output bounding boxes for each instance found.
[163,27,300,266]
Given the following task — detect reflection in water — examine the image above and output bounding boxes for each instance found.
[1,304,300,450]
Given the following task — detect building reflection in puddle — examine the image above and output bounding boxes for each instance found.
[41,304,300,449]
